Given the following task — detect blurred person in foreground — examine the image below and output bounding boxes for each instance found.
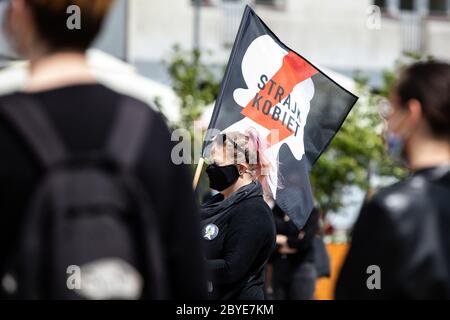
[0,0,205,299]
[336,61,450,299]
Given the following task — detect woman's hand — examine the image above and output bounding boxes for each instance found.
[276,234,298,254]
[279,245,298,255]
[276,234,288,245]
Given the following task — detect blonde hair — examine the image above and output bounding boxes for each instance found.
[210,128,277,196]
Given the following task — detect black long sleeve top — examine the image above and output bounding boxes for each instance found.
[203,194,276,300]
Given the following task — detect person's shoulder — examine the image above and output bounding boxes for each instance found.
[241,195,271,210]
[0,91,24,125]
[115,92,170,137]
[369,174,431,222]
[233,196,273,223]
[0,92,33,168]
[0,91,25,102]
[114,92,159,117]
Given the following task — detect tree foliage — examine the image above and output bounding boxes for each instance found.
[310,78,406,213]
[164,46,429,213]
[164,45,221,128]
[311,52,431,214]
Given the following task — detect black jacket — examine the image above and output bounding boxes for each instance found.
[201,182,276,300]
[336,165,450,299]
[0,85,206,299]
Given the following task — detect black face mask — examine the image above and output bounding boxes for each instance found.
[205,164,240,192]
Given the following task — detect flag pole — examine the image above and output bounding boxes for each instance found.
[193,157,205,191]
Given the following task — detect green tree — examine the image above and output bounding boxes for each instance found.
[311,52,432,214]
[164,45,221,129]
[163,46,428,212]
[164,45,222,197]
[310,78,406,214]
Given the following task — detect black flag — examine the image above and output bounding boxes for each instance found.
[203,6,358,228]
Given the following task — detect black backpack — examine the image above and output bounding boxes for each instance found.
[0,95,168,300]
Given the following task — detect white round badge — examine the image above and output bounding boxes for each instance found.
[203,224,219,241]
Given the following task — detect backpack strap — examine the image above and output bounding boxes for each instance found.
[0,94,67,168]
[107,96,152,170]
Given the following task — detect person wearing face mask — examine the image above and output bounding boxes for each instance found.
[201,129,277,300]
[335,61,450,299]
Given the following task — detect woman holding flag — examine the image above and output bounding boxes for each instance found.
[200,129,276,300]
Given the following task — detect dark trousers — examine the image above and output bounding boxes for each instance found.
[272,259,317,300]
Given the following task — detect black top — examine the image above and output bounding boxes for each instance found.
[336,165,450,299]
[0,84,206,299]
[272,206,319,265]
[201,182,276,300]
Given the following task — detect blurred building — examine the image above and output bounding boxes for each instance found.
[128,0,450,87]
[0,0,129,65]
[2,0,449,85]
[1,0,449,231]
[125,0,450,230]
[0,0,181,124]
